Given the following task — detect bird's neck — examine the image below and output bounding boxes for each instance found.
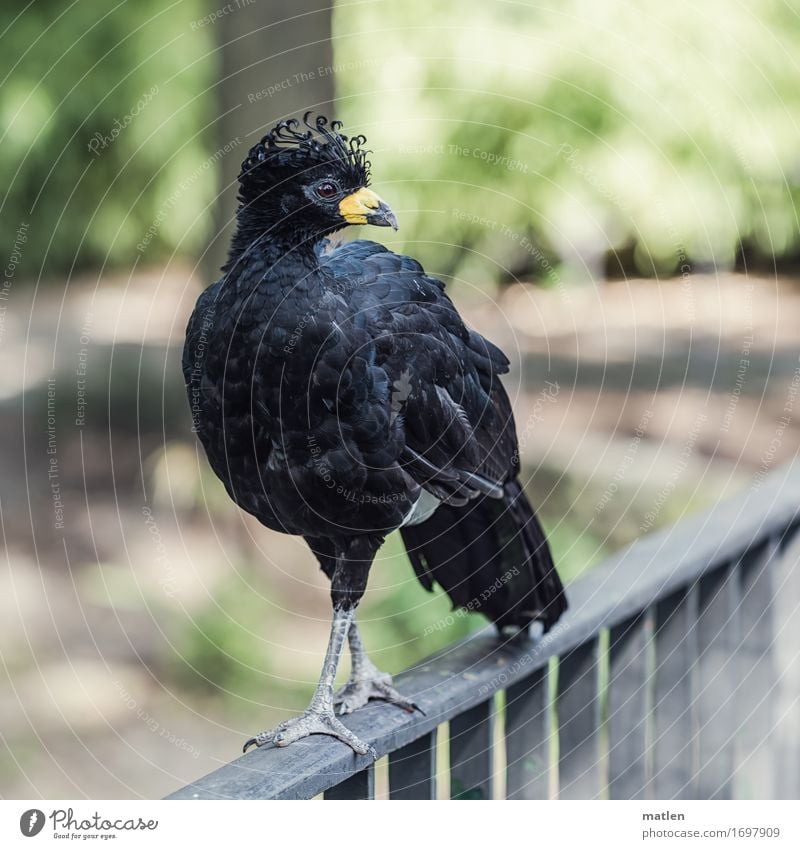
[223,223,321,280]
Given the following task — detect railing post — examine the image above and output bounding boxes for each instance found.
[449,700,495,799]
[388,731,437,800]
[557,638,600,799]
[505,666,551,799]
[770,525,800,799]
[651,586,696,799]
[164,464,800,802]
[608,611,652,799]
[323,765,375,800]
[734,538,779,798]
[696,563,738,799]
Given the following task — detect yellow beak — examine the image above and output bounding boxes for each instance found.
[338,188,398,229]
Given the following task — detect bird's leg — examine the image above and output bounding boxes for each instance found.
[334,619,423,716]
[243,606,375,756]
[244,538,381,757]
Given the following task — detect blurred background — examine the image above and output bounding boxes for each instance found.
[1,0,799,798]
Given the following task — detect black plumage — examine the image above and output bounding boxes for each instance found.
[183,114,566,755]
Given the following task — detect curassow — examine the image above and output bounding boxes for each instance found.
[183,114,567,756]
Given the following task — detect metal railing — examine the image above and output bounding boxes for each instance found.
[168,462,800,800]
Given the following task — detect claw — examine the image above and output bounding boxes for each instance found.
[242,728,276,752]
[243,708,375,758]
[335,674,421,716]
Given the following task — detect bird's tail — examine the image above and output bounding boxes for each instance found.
[400,479,567,633]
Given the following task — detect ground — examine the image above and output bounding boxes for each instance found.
[1,265,798,797]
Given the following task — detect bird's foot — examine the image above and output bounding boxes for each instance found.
[334,672,423,716]
[243,708,376,758]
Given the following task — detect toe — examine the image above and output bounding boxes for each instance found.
[318,715,375,757]
[337,696,363,716]
[373,681,422,714]
[242,725,282,752]
[333,729,376,758]
[334,678,421,715]
[333,683,358,706]
[244,709,377,756]
[358,743,378,760]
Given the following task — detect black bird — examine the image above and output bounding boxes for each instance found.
[183,114,567,756]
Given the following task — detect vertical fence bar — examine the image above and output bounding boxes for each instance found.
[323,765,375,800]
[608,611,652,799]
[388,730,437,800]
[505,666,551,799]
[449,700,495,799]
[734,538,778,798]
[651,586,695,799]
[771,524,800,799]
[696,563,738,799]
[557,638,600,799]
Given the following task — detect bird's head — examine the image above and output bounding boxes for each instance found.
[234,114,397,254]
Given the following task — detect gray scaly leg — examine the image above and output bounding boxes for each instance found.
[243,608,375,757]
[334,619,422,716]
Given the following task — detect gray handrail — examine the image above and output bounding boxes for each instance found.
[167,461,800,800]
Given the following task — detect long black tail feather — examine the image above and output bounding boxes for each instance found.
[400,480,567,633]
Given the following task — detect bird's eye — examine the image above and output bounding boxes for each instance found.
[316,181,338,199]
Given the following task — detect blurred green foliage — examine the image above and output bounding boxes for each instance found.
[171,568,286,699]
[334,0,800,282]
[1,0,213,274]
[165,482,620,704]
[4,0,798,281]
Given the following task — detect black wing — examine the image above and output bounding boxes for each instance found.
[318,239,520,504]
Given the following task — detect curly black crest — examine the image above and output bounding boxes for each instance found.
[240,113,371,185]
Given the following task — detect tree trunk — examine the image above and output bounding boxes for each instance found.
[205,0,335,279]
